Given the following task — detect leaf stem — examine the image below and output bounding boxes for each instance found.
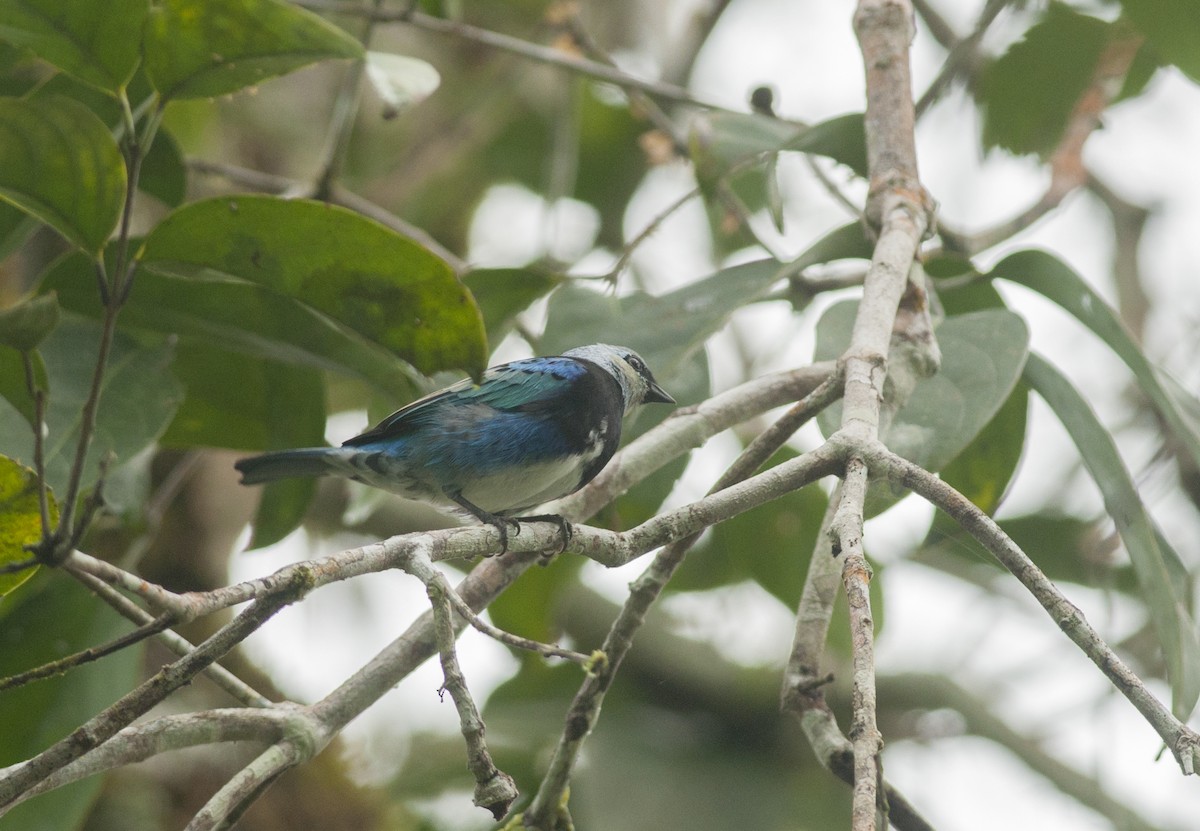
[21,352,51,538]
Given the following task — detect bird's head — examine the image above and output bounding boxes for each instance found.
[564,344,675,414]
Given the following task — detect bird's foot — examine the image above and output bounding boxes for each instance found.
[513,513,573,557]
[487,516,522,556]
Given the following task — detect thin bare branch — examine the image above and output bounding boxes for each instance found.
[429,581,518,820]
[295,0,733,112]
[874,442,1200,776]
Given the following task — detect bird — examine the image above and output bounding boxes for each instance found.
[235,344,675,552]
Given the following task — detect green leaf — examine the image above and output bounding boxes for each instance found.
[0,0,147,92]
[0,457,57,596]
[1118,0,1200,83]
[678,448,828,608]
[816,305,1030,473]
[0,292,60,351]
[138,128,187,207]
[785,113,869,178]
[690,111,800,172]
[0,314,183,500]
[139,196,486,379]
[462,268,563,353]
[792,221,874,271]
[0,95,126,255]
[0,574,142,827]
[488,554,583,644]
[919,512,1143,592]
[977,4,1109,155]
[0,199,39,261]
[923,382,1029,565]
[0,348,46,428]
[143,0,364,101]
[162,344,282,451]
[930,276,1029,517]
[991,249,1200,475]
[164,342,320,544]
[1024,353,1200,719]
[689,113,867,219]
[542,258,786,384]
[44,252,422,402]
[162,342,323,549]
[689,112,868,179]
[940,382,1028,514]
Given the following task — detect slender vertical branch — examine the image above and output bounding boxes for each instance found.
[781,2,934,828]
[36,94,165,562]
[830,459,886,828]
[428,583,518,820]
[21,352,51,537]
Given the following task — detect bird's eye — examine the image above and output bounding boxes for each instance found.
[625,354,645,372]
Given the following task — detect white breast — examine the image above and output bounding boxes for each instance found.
[457,454,592,515]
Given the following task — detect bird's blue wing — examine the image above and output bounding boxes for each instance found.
[463,356,588,411]
[342,356,587,446]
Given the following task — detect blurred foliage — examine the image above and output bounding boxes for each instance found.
[0,0,1198,829]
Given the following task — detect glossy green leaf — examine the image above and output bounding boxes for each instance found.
[143,0,364,100]
[44,252,422,401]
[0,314,183,500]
[462,268,563,352]
[0,574,142,827]
[977,4,1109,155]
[991,249,1200,474]
[1024,353,1200,718]
[252,363,323,548]
[139,128,187,207]
[0,95,126,255]
[817,305,1030,473]
[0,457,57,596]
[0,0,147,92]
[0,292,60,352]
[1118,0,1200,83]
[139,196,486,379]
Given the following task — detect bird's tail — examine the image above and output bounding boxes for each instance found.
[235,448,338,484]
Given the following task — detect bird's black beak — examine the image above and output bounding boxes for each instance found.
[645,379,675,405]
